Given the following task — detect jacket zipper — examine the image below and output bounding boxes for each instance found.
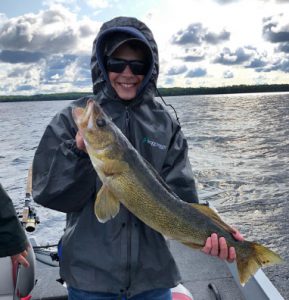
[125,107,130,136]
[124,107,132,292]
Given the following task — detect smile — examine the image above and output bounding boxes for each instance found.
[118,83,137,88]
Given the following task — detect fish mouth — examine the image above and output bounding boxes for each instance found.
[87,99,99,119]
[78,99,102,125]
[76,99,95,127]
[84,99,115,151]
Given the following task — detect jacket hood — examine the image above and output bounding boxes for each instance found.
[91,17,159,99]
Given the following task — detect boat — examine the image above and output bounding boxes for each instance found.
[0,177,284,300]
[1,211,284,300]
[0,233,284,300]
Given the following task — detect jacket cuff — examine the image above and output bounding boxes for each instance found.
[0,238,28,257]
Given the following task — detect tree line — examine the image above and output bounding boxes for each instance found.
[1,84,289,102]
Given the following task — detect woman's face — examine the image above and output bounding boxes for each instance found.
[108,43,145,101]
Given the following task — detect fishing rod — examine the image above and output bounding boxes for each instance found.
[19,166,40,232]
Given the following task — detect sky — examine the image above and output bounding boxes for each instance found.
[0,0,289,95]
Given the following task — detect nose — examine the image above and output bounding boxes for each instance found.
[122,65,134,75]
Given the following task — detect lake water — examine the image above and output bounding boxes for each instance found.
[0,92,288,298]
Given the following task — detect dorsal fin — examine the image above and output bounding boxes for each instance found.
[191,203,236,234]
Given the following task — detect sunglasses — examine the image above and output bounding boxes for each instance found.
[106,57,148,75]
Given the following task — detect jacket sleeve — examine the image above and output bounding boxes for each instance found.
[161,124,199,204]
[32,103,97,212]
[0,184,28,257]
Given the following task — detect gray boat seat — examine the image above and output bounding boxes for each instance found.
[0,244,35,300]
[0,257,14,300]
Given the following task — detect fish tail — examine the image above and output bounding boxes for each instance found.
[236,241,283,285]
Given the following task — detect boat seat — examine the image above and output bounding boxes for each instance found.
[0,244,35,300]
[0,257,14,300]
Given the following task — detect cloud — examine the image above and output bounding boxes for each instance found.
[186,67,207,77]
[171,23,230,46]
[0,5,100,94]
[43,0,77,6]
[213,0,239,3]
[213,47,254,65]
[246,58,268,68]
[256,58,289,73]
[7,67,27,78]
[41,54,91,85]
[164,77,175,86]
[262,13,289,43]
[182,54,205,62]
[0,50,45,64]
[0,63,44,93]
[85,0,110,9]
[1,1,289,94]
[276,42,289,52]
[166,65,188,75]
[42,54,77,82]
[62,55,91,87]
[214,0,289,3]
[0,5,99,55]
[16,85,35,92]
[223,70,234,78]
[79,22,96,37]
[0,13,7,25]
[176,48,206,62]
[205,30,230,45]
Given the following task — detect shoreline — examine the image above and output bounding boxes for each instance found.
[1,84,289,102]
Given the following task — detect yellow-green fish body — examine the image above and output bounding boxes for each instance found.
[73,99,283,285]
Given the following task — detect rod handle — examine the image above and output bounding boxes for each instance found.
[26,166,33,197]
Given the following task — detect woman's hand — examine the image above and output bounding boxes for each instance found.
[202,229,244,262]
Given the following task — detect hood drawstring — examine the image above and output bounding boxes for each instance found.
[154,83,180,126]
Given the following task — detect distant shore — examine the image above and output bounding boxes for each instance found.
[1,84,289,102]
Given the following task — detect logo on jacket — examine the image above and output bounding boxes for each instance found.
[142,137,167,150]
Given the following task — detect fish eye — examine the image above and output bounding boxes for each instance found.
[96,118,106,127]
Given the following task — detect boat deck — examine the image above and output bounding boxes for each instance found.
[28,238,285,300]
[169,240,245,300]
[30,240,246,300]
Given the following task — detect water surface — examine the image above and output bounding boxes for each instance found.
[0,93,288,297]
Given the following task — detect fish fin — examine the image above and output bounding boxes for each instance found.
[94,185,120,223]
[236,241,283,285]
[181,241,203,250]
[102,160,127,176]
[191,204,235,234]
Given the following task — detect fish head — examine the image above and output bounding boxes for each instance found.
[72,99,117,157]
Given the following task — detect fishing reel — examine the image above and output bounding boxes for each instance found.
[20,197,40,232]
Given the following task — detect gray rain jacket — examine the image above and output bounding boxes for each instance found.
[32,17,198,298]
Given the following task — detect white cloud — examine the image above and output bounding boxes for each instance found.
[85,0,110,9]
[0,5,100,94]
[0,13,7,25]
[0,62,44,95]
[223,69,234,78]
[0,5,100,55]
[43,0,77,6]
[1,0,289,94]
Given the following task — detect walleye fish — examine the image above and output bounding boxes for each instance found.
[73,99,283,285]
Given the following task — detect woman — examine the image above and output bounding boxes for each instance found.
[32,16,242,300]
